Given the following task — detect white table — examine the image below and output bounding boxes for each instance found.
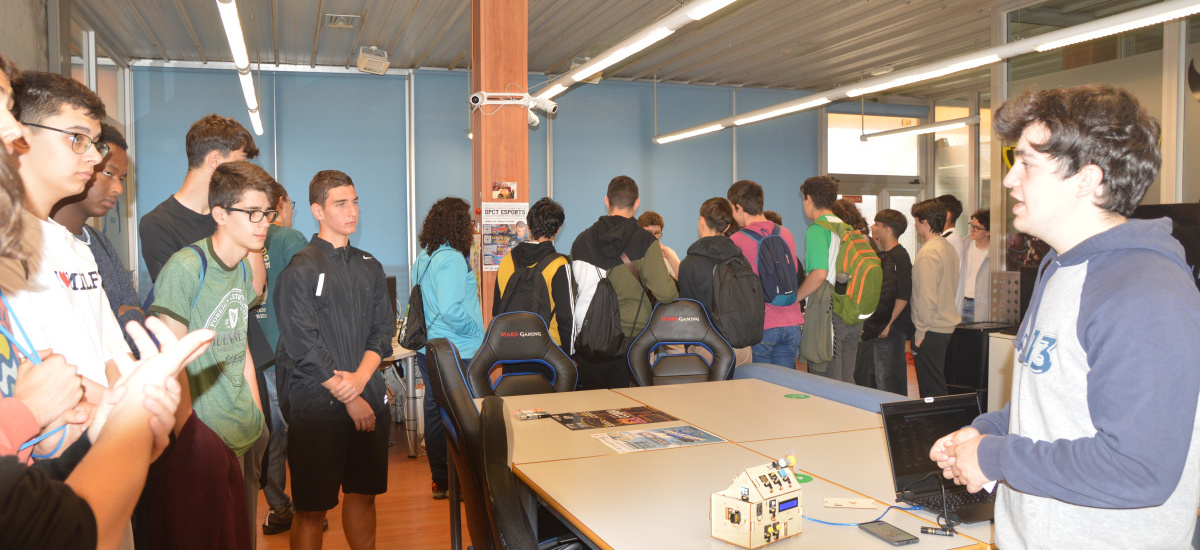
[740,429,994,544]
[613,378,883,442]
[515,442,985,549]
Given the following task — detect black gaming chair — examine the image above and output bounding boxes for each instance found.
[626,299,736,386]
[466,312,577,398]
[424,338,492,550]
[480,395,583,550]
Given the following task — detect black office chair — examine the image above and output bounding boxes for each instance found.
[480,395,583,550]
[626,299,736,386]
[466,312,577,398]
[424,338,492,550]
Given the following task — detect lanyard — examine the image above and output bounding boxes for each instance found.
[0,290,39,365]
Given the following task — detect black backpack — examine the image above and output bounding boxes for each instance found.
[574,271,626,363]
[710,256,766,348]
[741,225,799,306]
[497,253,566,326]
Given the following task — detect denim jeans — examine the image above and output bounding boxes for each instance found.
[853,328,909,396]
[751,325,802,368]
[262,367,292,513]
[415,352,447,486]
[962,298,975,323]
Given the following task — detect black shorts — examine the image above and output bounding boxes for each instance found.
[288,414,389,511]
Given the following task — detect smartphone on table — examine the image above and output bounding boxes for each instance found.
[859,520,919,546]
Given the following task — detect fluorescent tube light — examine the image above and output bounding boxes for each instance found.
[687,0,738,20]
[734,96,830,125]
[537,84,568,100]
[846,55,999,97]
[238,70,258,111]
[574,27,674,82]
[248,109,263,135]
[859,115,980,141]
[216,0,250,69]
[1035,3,1200,51]
[655,124,724,144]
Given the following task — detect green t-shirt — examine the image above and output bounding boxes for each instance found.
[149,238,264,456]
[804,214,839,273]
[255,225,309,351]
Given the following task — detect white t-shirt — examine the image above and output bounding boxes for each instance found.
[964,243,987,299]
[0,213,130,385]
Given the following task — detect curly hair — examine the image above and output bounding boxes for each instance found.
[0,146,26,260]
[994,84,1160,217]
[185,114,260,169]
[527,197,564,239]
[637,211,664,229]
[831,199,868,233]
[800,176,838,210]
[419,197,473,256]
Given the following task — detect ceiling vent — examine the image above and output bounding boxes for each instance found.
[357,46,390,75]
[324,14,361,29]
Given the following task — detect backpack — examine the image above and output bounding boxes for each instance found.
[709,255,765,348]
[573,265,627,363]
[142,244,247,311]
[815,220,882,326]
[497,253,567,327]
[741,225,799,306]
[399,248,449,350]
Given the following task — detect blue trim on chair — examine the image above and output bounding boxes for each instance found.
[626,298,735,385]
[488,359,557,389]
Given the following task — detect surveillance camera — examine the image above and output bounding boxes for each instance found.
[469,92,486,106]
[529,96,558,115]
[527,110,540,128]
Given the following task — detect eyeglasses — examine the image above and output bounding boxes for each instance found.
[969,224,987,231]
[23,123,109,157]
[288,200,296,210]
[224,207,279,223]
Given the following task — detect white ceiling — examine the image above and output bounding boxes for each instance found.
[70,0,1154,100]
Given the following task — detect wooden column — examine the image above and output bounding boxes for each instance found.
[472,0,529,326]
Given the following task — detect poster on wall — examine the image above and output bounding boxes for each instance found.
[481,202,529,272]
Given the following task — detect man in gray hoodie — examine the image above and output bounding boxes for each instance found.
[931,84,1200,549]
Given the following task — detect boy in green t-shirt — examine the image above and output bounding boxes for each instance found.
[149,160,275,543]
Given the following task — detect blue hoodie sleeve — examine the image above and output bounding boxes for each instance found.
[976,253,1200,508]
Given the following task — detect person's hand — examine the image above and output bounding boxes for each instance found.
[930,426,980,471]
[89,318,212,444]
[332,370,368,402]
[879,324,891,338]
[945,435,992,492]
[346,397,375,432]
[32,401,93,457]
[12,351,84,427]
[322,373,356,403]
[915,338,924,349]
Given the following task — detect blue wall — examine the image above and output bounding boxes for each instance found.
[132,67,856,302]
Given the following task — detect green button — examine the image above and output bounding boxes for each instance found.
[784,393,811,399]
[794,473,814,483]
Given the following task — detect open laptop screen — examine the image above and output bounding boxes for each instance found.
[881,394,982,495]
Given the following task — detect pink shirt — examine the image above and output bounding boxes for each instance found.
[0,398,38,464]
[730,220,805,330]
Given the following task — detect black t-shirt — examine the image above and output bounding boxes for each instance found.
[0,455,97,549]
[138,196,216,282]
[863,245,915,341]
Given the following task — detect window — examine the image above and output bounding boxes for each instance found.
[827,113,921,176]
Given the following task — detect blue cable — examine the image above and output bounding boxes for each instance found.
[802,505,923,527]
[20,424,67,456]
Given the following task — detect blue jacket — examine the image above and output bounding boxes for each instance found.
[971,218,1200,548]
[414,245,484,359]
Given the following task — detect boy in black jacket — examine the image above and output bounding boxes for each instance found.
[677,197,754,366]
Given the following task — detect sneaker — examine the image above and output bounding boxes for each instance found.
[432,481,448,500]
[262,508,294,535]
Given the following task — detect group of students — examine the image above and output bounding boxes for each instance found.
[0,53,392,550]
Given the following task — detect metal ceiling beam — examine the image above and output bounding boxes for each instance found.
[540,2,679,75]
[529,1,621,64]
[344,6,371,69]
[170,0,207,63]
[123,0,171,62]
[270,0,279,65]
[413,1,467,68]
[72,2,134,64]
[309,0,325,68]
[387,0,424,62]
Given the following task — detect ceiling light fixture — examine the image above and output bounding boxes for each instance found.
[216,0,262,135]
[859,115,980,141]
[653,0,1200,144]
[536,0,746,100]
[654,124,724,144]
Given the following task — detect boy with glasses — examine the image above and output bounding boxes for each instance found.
[150,161,272,544]
[4,71,131,422]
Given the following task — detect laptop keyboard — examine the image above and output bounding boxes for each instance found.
[907,490,994,511]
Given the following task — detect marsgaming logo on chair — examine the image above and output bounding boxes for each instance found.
[500,331,544,338]
[660,316,701,323]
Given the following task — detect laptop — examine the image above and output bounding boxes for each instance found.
[880,394,995,524]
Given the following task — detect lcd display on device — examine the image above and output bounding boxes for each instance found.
[859,520,918,546]
[778,497,798,512]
